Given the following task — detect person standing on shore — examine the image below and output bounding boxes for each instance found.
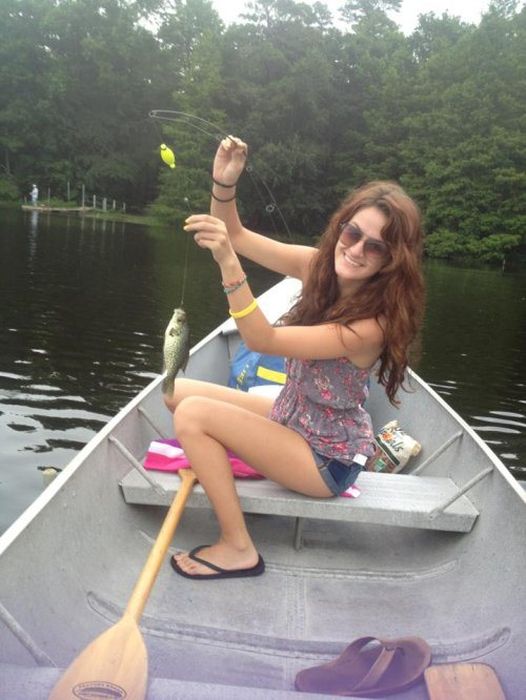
[30,184,39,206]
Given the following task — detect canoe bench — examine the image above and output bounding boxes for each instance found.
[119,467,481,549]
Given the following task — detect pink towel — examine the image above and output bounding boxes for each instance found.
[143,439,360,497]
[144,439,263,478]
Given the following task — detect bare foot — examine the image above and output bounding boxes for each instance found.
[172,541,260,577]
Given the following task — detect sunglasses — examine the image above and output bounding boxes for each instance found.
[339,221,390,260]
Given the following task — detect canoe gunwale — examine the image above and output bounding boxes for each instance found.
[405,368,525,500]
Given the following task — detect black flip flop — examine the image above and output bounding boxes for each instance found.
[170,545,265,580]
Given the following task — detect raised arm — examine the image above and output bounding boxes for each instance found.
[210,136,315,283]
[183,216,385,368]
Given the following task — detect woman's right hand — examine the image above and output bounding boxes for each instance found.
[213,136,248,186]
[184,214,237,267]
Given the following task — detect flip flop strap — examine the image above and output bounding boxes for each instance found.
[188,546,226,574]
[346,637,398,693]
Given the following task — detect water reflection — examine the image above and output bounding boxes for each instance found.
[28,210,39,263]
[418,261,526,476]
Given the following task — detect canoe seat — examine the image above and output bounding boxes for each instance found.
[119,469,479,541]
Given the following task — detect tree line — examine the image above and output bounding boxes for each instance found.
[1,0,524,262]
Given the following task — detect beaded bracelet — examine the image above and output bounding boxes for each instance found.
[213,176,238,188]
[229,299,258,319]
[223,274,246,288]
[211,191,236,203]
[222,275,248,295]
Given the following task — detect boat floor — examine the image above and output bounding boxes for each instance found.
[0,663,343,699]
[1,508,516,698]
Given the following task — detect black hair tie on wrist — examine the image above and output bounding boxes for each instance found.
[212,176,238,188]
[211,191,237,203]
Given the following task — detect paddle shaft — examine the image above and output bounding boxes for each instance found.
[125,468,197,622]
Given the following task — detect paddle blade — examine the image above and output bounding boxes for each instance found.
[49,614,147,700]
[425,663,506,700]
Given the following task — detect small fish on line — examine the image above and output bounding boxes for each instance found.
[160,143,176,169]
[162,308,190,394]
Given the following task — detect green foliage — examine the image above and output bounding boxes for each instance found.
[339,0,402,26]
[0,176,20,201]
[425,229,522,263]
[475,234,523,263]
[1,0,524,263]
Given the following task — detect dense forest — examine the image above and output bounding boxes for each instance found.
[1,0,525,262]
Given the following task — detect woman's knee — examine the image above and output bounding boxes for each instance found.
[163,377,190,412]
[173,395,210,439]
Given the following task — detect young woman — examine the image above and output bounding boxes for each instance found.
[164,136,425,580]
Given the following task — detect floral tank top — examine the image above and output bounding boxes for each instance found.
[269,356,375,464]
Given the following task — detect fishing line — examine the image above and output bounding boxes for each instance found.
[179,197,192,307]
[150,110,224,143]
[150,115,168,145]
[155,137,192,307]
[149,109,292,237]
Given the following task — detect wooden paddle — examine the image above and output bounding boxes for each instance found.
[425,663,506,700]
[49,467,198,700]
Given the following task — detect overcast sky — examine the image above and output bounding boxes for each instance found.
[210,0,492,33]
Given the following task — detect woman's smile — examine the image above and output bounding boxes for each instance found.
[342,250,365,267]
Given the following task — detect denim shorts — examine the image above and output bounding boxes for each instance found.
[313,451,365,496]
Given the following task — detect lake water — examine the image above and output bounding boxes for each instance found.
[1,208,525,533]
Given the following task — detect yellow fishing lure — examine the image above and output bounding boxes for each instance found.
[159,143,176,169]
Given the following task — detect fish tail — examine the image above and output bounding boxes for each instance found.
[162,375,174,396]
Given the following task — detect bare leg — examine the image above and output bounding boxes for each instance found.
[172,395,332,577]
[164,377,275,417]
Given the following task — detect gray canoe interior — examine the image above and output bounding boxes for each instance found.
[0,285,524,699]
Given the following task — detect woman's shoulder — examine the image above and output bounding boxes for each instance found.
[340,316,385,369]
[344,316,385,344]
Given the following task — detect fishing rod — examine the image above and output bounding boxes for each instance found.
[149,109,292,237]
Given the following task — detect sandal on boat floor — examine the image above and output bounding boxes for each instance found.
[170,545,265,580]
[424,663,506,700]
[295,635,431,697]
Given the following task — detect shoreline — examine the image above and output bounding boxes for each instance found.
[18,203,160,227]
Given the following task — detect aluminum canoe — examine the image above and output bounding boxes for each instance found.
[0,277,524,699]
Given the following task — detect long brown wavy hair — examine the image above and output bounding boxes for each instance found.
[283,181,425,405]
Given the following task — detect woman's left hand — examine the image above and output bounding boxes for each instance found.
[184,214,237,266]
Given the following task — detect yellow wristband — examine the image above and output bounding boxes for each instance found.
[229,299,258,319]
